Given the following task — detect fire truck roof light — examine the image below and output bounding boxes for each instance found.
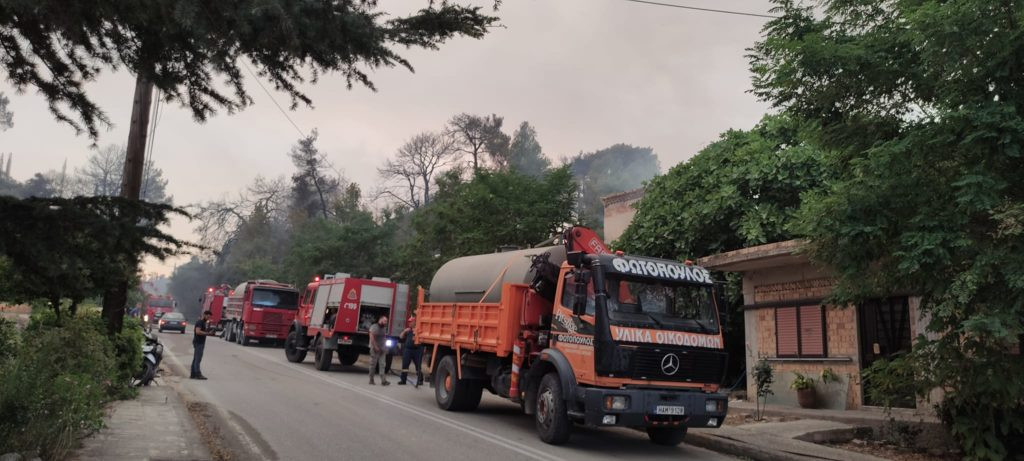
[208,287,213,292]
[314,276,320,282]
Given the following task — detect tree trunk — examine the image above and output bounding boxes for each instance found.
[102,282,128,335]
[50,296,62,326]
[69,298,80,317]
[102,75,153,336]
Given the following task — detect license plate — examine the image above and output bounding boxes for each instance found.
[265,334,277,338]
[655,405,686,415]
[339,337,353,345]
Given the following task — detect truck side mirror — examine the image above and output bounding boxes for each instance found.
[571,270,590,316]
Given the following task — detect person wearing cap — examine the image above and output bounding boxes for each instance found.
[398,316,423,387]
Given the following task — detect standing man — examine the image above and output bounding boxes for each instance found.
[191,310,212,380]
[368,315,390,386]
[398,316,423,387]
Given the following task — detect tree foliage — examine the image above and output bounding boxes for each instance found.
[447,113,510,172]
[0,196,189,330]
[0,1,499,138]
[0,92,12,131]
[618,115,832,260]
[505,121,550,178]
[289,130,341,220]
[398,167,577,288]
[751,1,1024,458]
[568,143,660,232]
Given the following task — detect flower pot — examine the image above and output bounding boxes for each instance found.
[796,387,816,408]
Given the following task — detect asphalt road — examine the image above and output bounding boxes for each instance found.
[159,329,735,461]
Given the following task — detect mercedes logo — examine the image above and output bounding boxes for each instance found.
[661,353,680,375]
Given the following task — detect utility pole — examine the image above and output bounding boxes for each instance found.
[122,75,155,200]
[103,75,154,335]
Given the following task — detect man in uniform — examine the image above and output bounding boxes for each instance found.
[368,315,390,386]
[398,316,423,387]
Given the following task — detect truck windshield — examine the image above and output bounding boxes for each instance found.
[251,289,299,310]
[605,277,719,334]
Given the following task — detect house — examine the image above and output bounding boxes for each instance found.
[698,240,932,411]
[600,187,645,242]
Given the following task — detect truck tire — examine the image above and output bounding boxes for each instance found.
[434,355,483,411]
[314,336,333,371]
[536,372,572,445]
[285,330,307,363]
[338,349,359,366]
[646,427,687,446]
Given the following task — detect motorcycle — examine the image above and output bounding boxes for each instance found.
[133,330,164,386]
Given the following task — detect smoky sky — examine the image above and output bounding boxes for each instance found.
[0,0,773,275]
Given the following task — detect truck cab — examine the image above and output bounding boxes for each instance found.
[547,253,727,435]
[221,280,299,346]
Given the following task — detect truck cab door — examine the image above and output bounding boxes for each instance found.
[550,266,597,384]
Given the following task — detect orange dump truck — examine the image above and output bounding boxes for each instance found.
[416,227,729,446]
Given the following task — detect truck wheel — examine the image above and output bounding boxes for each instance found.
[314,336,333,371]
[338,349,359,366]
[285,330,307,363]
[536,372,572,445]
[646,427,687,446]
[434,355,482,411]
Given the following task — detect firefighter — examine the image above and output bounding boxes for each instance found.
[398,316,423,387]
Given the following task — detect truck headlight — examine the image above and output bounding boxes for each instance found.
[385,339,394,348]
[705,400,724,413]
[604,395,630,411]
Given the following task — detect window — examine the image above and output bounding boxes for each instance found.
[775,305,826,357]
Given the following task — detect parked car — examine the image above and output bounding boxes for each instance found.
[158,312,187,334]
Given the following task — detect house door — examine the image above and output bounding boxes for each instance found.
[858,296,914,407]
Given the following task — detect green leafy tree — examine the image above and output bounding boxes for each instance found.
[618,115,831,259]
[0,1,498,138]
[568,143,660,232]
[505,122,550,178]
[20,173,55,198]
[0,197,188,331]
[399,167,577,288]
[618,115,833,381]
[750,1,1024,458]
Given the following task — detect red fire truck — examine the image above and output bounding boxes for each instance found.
[221,280,300,346]
[284,273,409,371]
[143,294,176,324]
[200,284,232,334]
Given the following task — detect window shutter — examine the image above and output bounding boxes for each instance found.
[799,305,825,356]
[776,307,799,356]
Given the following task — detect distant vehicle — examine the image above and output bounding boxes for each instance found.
[158,312,187,333]
[284,274,409,371]
[415,227,729,446]
[200,284,232,334]
[143,295,176,324]
[221,280,299,346]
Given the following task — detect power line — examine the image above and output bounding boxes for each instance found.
[241,61,307,138]
[623,0,779,19]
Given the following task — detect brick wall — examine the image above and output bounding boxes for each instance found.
[749,277,864,409]
[753,277,834,303]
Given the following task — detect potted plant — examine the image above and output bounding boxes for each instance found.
[790,372,816,408]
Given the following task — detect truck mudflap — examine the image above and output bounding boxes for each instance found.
[578,387,728,429]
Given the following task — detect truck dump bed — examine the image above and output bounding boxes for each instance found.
[416,284,533,358]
